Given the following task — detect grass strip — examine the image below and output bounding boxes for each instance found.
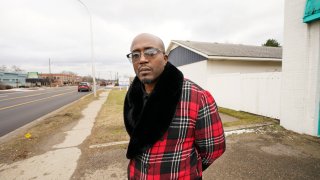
[219,107,277,127]
[87,89,129,146]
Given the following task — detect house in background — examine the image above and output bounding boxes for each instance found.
[167,40,282,119]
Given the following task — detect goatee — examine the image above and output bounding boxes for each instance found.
[141,79,154,84]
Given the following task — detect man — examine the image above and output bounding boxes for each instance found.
[124,33,225,179]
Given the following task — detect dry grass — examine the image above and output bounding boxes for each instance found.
[0,91,103,164]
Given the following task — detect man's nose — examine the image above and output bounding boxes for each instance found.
[138,53,148,63]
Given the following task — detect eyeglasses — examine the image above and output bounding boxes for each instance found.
[126,48,164,63]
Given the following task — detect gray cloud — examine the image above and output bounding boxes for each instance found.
[0,0,284,79]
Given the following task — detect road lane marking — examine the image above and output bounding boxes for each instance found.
[0,91,76,111]
[0,88,76,102]
[0,86,75,96]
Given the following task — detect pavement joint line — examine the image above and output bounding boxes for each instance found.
[224,122,274,132]
[89,141,129,149]
[88,124,275,149]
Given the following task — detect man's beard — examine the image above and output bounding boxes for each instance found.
[141,79,154,84]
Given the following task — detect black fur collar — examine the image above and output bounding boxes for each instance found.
[124,62,184,159]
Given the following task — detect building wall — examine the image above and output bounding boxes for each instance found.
[177,59,282,118]
[0,71,27,87]
[178,61,208,89]
[281,0,320,136]
[207,60,281,74]
[168,46,207,67]
[39,73,81,86]
[207,72,281,119]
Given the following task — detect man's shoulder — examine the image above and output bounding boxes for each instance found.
[183,78,204,92]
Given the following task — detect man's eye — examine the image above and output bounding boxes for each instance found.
[144,49,157,56]
[132,53,140,59]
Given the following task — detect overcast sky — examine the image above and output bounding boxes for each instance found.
[0,0,284,79]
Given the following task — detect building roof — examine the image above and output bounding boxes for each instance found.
[167,40,282,61]
[27,72,39,79]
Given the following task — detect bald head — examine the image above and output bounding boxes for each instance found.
[129,33,168,93]
[130,33,165,52]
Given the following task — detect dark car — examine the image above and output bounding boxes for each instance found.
[78,82,92,92]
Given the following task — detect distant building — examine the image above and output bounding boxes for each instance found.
[39,73,82,86]
[0,71,27,87]
[25,72,47,87]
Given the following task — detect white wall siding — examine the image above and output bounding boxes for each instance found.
[178,60,282,119]
[207,60,281,74]
[208,72,281,119]
[207,73,242,111]
[241,73,281,119]
[178,61,207,89]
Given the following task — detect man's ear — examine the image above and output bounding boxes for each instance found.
[164,54,168,62]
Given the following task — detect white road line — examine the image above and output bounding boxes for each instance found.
[0,88,76,102]
[0,91,75,111]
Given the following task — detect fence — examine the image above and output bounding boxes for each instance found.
[207,72,281,119]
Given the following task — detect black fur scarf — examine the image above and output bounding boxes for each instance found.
[124,62,184,159]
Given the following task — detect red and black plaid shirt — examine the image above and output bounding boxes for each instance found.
[128,79,226,179]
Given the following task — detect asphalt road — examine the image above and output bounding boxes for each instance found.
[0,86,90,137]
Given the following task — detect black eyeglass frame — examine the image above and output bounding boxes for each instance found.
[126,48,165,64]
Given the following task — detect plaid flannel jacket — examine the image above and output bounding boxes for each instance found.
[128,79,226,179]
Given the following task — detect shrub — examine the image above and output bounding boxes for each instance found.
[0,83,5,90]
[5,85,12,89]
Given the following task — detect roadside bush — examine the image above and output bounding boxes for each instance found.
[0,83,13,90]
[6,85,12,89]
[0,83,5,90]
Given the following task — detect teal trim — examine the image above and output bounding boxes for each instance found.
[304,0,320,23]
[304,13,320,23]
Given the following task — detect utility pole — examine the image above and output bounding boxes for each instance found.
[49,58,52,87]
[77,0,97,97]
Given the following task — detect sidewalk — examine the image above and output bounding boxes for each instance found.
[0,91,320,180]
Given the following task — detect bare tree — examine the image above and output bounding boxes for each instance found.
[61,71,77,75]
[0,65,7,72]
[11,65,24,72]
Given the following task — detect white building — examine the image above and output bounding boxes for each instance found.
[281,0,320,136]
[167,40,282,119]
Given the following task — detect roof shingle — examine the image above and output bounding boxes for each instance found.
[172,40,282,59]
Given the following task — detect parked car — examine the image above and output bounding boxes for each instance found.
[78,82,92,92]
[99,81,107,86]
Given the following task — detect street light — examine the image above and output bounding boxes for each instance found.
[77,0,97,97]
